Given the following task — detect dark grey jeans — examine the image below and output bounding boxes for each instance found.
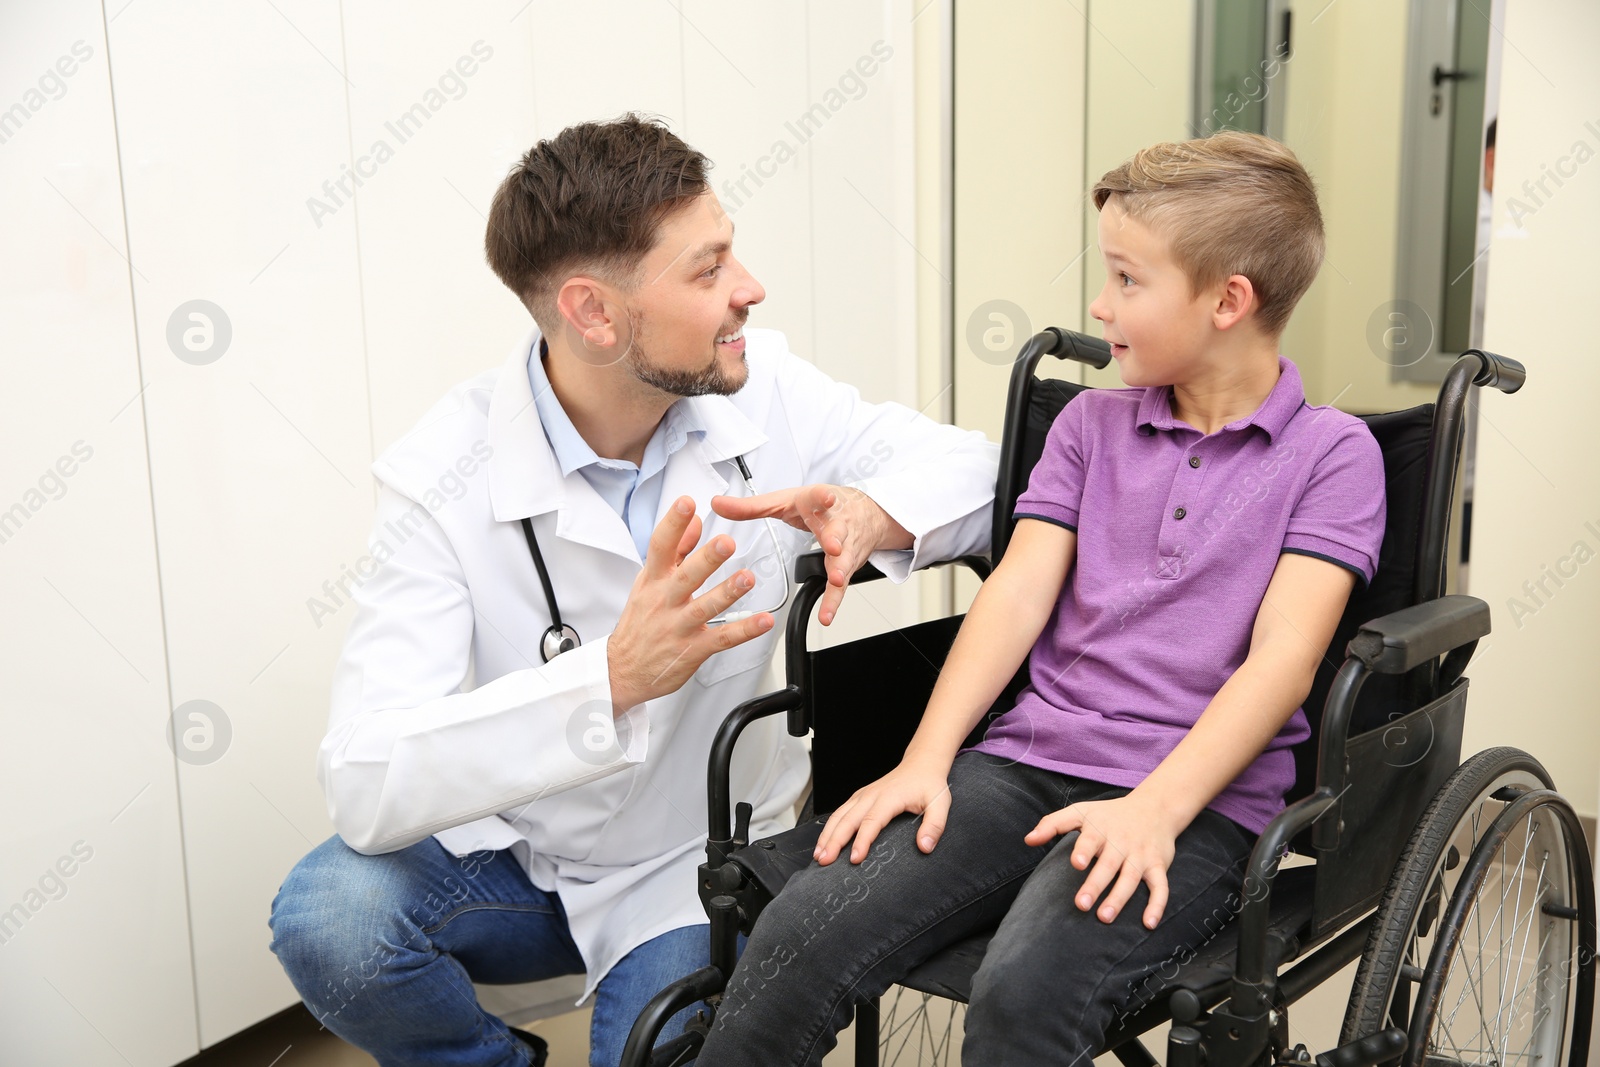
[694,751,1256,1066]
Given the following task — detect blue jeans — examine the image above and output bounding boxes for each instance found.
[269,835,715,1067]
[695,752,1256,1066]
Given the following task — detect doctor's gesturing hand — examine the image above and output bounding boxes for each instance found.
[712,483,912,626]
[606,496,775,713]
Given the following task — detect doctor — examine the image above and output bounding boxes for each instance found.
[269,115,997,1067]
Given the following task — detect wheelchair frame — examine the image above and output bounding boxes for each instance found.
[621,329,1595,1067]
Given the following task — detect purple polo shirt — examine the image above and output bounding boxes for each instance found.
[969,357,1385,833]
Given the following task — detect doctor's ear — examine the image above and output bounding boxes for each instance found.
[555,277,628,361]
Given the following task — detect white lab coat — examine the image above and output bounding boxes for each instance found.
[318,325,998,1001]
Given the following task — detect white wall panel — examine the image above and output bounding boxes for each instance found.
[803,0,926,638]
[3,1,930,1058]
[0,3,197,1065]
[806,0,918,409]
[105,0,373,1043]
[341,1,541,451]
[525,0,683,134]
[681,0,816,364]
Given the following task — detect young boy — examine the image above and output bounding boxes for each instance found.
[692,132,1386,1066]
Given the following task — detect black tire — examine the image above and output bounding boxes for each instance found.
[1342,746,1553,1045]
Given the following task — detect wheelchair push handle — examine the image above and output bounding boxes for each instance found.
[1035,325,1113,369]
[1462,348,1525,394]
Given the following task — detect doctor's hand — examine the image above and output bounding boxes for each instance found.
[711,483,911,626]
[606,496,773,713]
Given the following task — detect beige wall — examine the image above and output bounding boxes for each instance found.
[915,0,955,619]
[1079,0,1194,390]
[950,0,1087,606]
[951,0,1087,445]
[1463,0,1600,818]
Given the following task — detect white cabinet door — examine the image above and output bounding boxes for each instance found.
[0,3,198,1065]
[106,0,372,1045]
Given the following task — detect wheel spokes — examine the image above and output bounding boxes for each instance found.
[1426,807,1577,1067]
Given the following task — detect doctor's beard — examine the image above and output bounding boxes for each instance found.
[621,310,748,398]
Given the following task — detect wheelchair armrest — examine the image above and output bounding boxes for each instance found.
[787,547,985,588]
[1346,594,1490,675]
[784,550,992,737]
[790,548,992,587]
[794,549,885,586]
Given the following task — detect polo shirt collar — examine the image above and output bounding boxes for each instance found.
[1136,356,1304,441]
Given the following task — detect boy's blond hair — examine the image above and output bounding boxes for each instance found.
[1091,132,1323,337]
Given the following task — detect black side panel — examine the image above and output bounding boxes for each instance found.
[809,616,1030,815]
[810,616,965,815]
[1309,681,1467,939]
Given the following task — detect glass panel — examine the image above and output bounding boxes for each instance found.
[1441,2,1494,355]
[1199,0,1269,135]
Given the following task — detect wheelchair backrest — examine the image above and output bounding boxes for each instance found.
[806,340,1468,923]
[995,375,1447,803]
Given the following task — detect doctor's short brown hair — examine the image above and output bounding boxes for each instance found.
[1092,131,1323,337]
[485,113,711,328]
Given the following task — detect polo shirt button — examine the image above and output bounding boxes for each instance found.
[1174,507,1187,520]
[1189,456,1201,468]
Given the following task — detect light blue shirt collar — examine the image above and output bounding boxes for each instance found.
[527,339,706,558]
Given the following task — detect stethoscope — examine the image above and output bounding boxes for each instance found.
[521,455,792,663]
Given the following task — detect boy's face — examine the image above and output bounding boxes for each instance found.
[1087,205,1221,388]
[616,191,766,397]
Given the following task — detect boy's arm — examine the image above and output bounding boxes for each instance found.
[814,518,1077,864]
[1136,552,1356,830]
[1028,552,1357,926]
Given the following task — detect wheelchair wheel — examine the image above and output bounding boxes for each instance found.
[1344,747,1596,1067]
[876,986,964,1066]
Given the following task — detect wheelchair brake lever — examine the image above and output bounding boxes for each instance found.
[732,802,753,848]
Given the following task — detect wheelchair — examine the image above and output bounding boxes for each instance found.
[621,326,1596,1067]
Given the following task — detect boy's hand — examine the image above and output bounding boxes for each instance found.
[1025,792,1181,929]
[813,758,952,866]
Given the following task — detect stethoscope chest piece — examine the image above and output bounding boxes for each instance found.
[522,515,584,663]
[540,623,581,664]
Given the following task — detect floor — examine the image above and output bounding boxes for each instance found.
[178,999,870,1066]
[188,833,1600,1067]
[184,976,1599,1067]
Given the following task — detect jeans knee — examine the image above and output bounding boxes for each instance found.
[966,952,1101,1064]
[269,837,422,999]
[970,944,1062,1015]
